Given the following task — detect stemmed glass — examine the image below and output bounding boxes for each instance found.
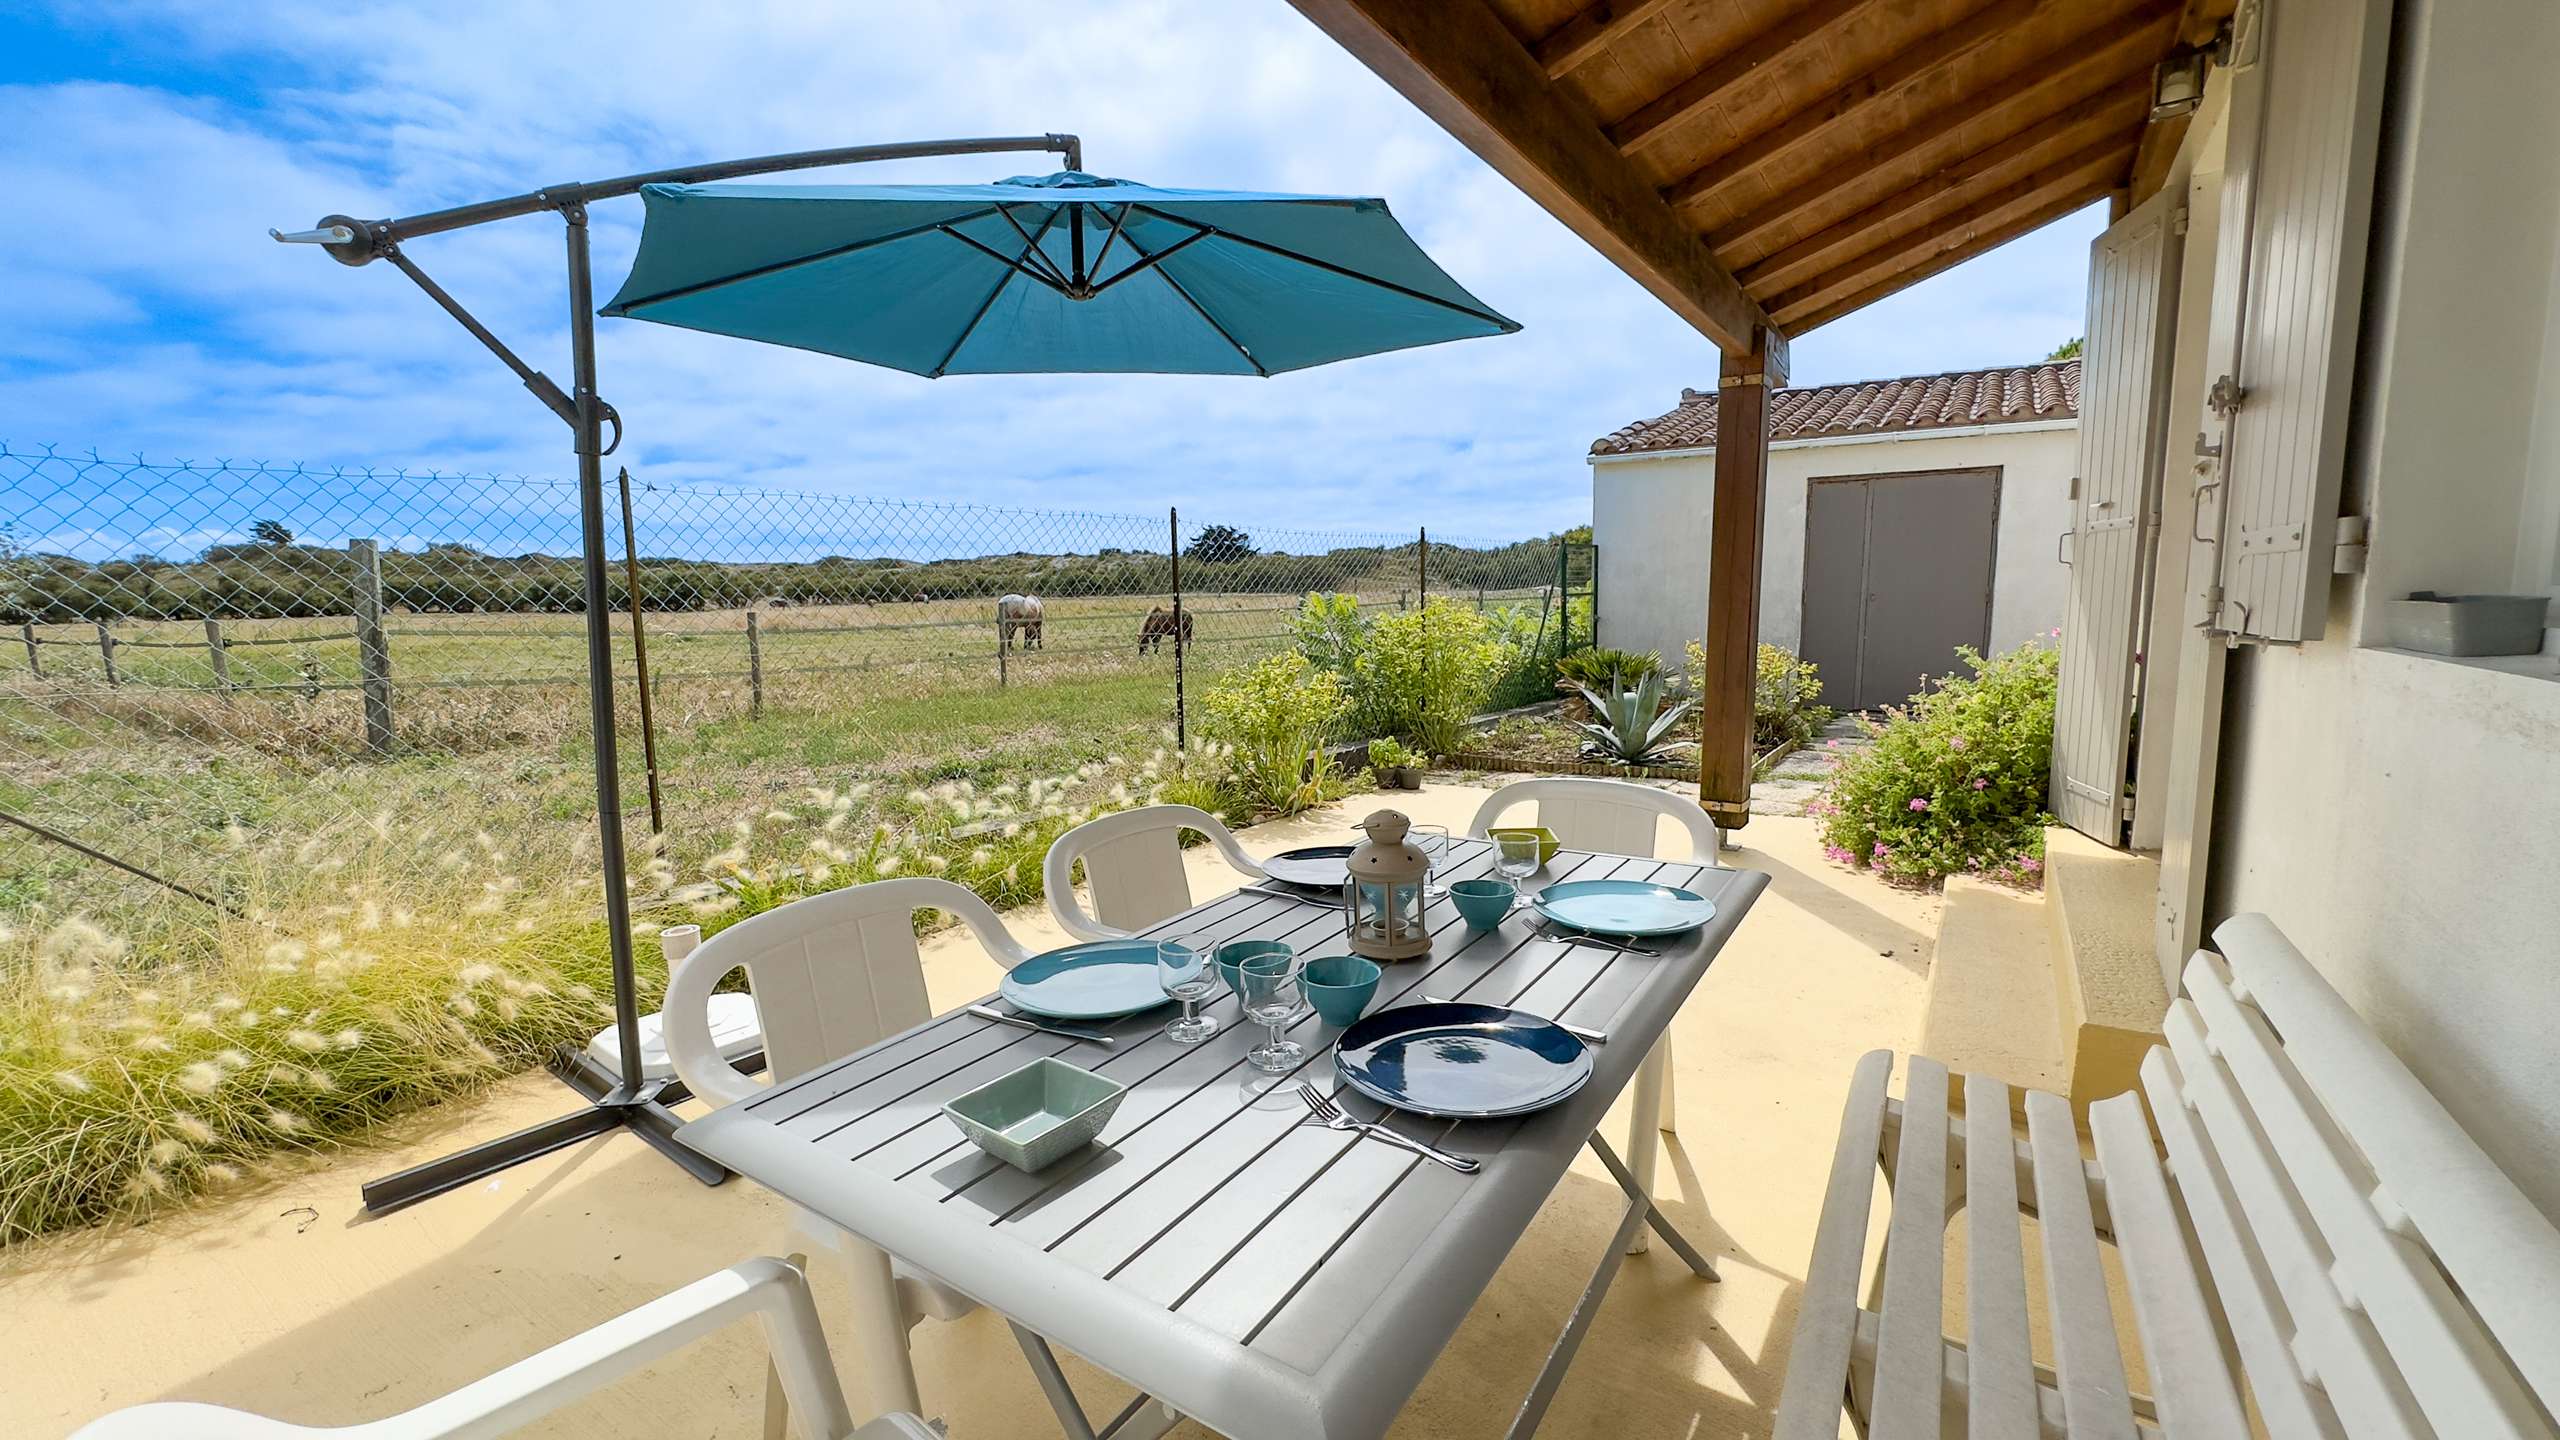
[1237,948,1305,1074]
[1409,823,1451,900]
[1495,831,1542,883]
[1158,935,1220,1045]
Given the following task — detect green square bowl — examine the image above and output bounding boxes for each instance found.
[942,1056,1127,1172]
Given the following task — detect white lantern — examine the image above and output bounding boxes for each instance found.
[1344,809,1432,962]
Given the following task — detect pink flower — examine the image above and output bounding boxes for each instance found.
[1824,739,1840,749]
[2022,857,2043,873]
[1908,797,1930,812]
[2049,627,2063,638]
[1971,777,1989,790]
[1822,844,1854,865]
[1870,842,1891,861]
[1947,736,1966,750]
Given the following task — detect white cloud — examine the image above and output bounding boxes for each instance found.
[0,0,2095,549]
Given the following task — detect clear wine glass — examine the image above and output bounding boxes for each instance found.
[1237,948,1305,1074]
[1495,831,1542,883]
[1409,823,1451,900]
[1158,935,1220,1045]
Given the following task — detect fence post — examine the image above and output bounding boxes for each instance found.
[1418,527,1429,611]
[997,603,1008,690]
[746,607,764,715]
[1556,541,1571,652]
[1169,506,1186,751]
[349,539,394,754]
[204,618,231,694]
[95,623,119,686]
[20,623,39,679]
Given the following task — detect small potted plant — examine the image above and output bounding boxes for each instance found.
[1367,736,1424,790]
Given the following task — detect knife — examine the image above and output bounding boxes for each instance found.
[965,1004,1115,1047]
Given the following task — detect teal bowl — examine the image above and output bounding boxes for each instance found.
[1449,877,1519,932]
[1301,955,1383,1027]
[1214,938,1295,996]
[941,1056,1127,1173]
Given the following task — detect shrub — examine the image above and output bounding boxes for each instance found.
[1291,591,1370,676]
[1556,646,1660,693]
[1366,736,1419,769]
[1200,652,1351,815]
[1352,600,1504,754]
[1685,641,1834,754]
[1810,641,2057,887]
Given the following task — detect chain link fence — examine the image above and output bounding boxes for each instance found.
[1,442,1587,922]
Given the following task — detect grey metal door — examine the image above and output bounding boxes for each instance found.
[1800,469,2000,710]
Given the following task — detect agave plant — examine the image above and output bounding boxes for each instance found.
[1571,671,1698,765]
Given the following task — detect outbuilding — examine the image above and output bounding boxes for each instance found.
[1588,360,2080,709]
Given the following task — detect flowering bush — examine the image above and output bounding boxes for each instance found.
[1810,641,2057,887]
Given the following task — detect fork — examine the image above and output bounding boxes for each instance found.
[1295,1083,1480,1173]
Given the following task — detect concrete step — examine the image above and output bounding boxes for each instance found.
[1918,876,2068,1118]
[2044,829,2169,1116]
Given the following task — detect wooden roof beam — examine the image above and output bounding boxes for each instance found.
[1785,179,2115,331]
[1661,0,2040,213]
[1537,0,1682,80]
[1768,137,2132,323]
[1608,0,1890,159]
[1287,0,1772,352]
[1738,82,2151,294]
[1708,0,2179,255]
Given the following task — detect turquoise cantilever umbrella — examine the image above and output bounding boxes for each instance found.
[600,170,1519,376]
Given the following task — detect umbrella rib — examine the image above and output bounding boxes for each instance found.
[938,225,1070,296]
[1085,204,1135,282]
[1126,205,1520,332]
[601,207,1003,313]
[1084,227,1212,296]
[1117,226,1266,377]
[993,204,1076,290]
[929,206,1065,377]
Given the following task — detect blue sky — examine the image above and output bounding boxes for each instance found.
[0,1,2102,556]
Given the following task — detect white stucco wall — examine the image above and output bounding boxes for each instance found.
[2199,0,2560,1213]
[1589,422,2078,672]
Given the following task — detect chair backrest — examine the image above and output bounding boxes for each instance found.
[1464,777,1719,862]
[2139,913,2560,1440]
[665,877,1029,1109]
[1043,803,1265,941]
[67,1256,935,1439]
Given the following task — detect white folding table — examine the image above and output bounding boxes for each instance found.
[679,836,1767,1440]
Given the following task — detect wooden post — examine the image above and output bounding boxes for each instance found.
[745,608,764,714]
[20,623,40,679]
[95,623,119,686]
[204,618,231,694]
[349,539,394,754]
[1697,328,1785,842]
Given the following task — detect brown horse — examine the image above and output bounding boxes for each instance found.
[1138,605,1192,654]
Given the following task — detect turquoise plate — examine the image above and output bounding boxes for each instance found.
[1529,879,1715,938]
[1000,940,1171,1020]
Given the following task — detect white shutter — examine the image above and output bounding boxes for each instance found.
[2207,0,2391,643]
[2052,190,2183,843]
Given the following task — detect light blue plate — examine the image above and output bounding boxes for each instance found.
[1530,879,1715,938]
[1000,940,1170,1020]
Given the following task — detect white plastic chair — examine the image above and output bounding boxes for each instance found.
[1464,775,1724,861]
[1467,776,1717,1254]
[663,876,1032,1417]
[1042,803,1266,941]
[68,1257,933,1440]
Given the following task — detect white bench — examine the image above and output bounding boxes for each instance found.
[1774,912,2560,1439]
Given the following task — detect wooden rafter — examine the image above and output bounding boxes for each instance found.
[1707,0,2179,256]
[1286,0,1771,350]
[1536,0,1681,79]
[1662,0,2041,212]
[1774,150,2126,325]
[1787,180,2114,331]
[1738,83,2150,294]
[1608,0,1887,158]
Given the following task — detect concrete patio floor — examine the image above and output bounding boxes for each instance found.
[0,780,1942,1439]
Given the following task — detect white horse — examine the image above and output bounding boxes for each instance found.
[997,593,1044,651]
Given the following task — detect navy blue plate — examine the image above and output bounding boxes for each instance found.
[1262,844,1356,889]
[1334,1002,1592,1119]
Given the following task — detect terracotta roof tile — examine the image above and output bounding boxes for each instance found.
[1588,359,2081,456]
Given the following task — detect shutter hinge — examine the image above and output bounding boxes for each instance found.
[2172,206,2191,236]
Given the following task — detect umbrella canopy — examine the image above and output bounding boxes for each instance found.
[599,171,1518,377]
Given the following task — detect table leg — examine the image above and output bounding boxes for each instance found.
[837,1236,924,1420]
[1587,1134,1718,1280]
[1624,1036,1670,1254]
